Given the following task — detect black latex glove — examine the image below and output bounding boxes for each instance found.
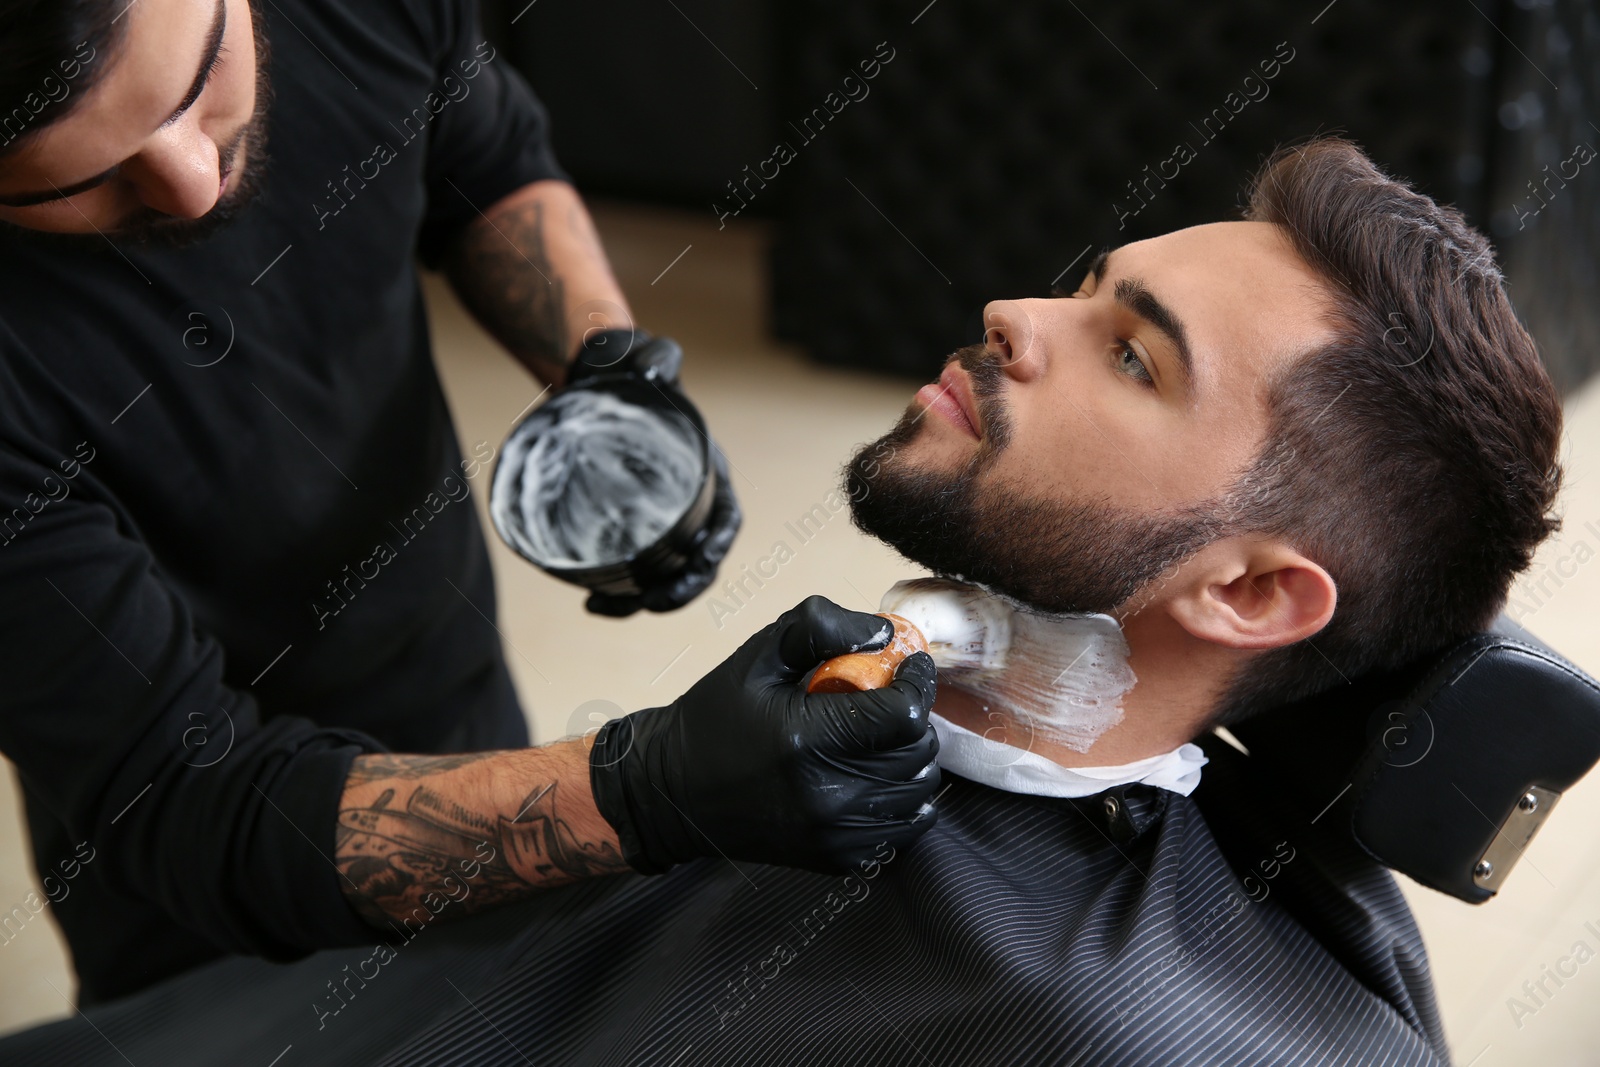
[567,329,742,617]
[590,595,941,874]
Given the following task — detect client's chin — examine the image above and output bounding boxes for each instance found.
[844,431,1227,618]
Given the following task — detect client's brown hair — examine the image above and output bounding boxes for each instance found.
[1212,137,1564,724]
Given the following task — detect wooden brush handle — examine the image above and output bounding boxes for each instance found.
[807,613,928,693]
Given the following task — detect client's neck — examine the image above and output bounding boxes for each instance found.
[932,606,1233,768]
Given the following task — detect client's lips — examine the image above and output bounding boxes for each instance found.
[914,363,982,438]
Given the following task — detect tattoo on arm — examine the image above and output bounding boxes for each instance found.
[443,198,570,383]
[343,752,491,784]
[336,751,627,927]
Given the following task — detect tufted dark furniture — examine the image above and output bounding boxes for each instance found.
[493,0,1597,384]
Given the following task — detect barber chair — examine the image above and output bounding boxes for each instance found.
[1194,616,1600,903]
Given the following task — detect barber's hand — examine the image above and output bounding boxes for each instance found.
[589,595,941,874]
[567,329,742,618]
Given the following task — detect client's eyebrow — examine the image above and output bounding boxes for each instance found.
[1089,245,1197,397]
[0,0,227,209]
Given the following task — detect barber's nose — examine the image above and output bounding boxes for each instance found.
[122,127,222,220]
[981,301,1043,382]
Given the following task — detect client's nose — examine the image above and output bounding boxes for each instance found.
[981,301,1042,382]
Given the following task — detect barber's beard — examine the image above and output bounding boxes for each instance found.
[111,2,274,248]
[4,1,276,252]
[845,344,1229,616]
[112,113,269,248]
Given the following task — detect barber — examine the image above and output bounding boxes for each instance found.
[0,0,939,1004]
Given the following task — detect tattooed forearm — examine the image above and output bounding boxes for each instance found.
[336,742,629,927]
[444,197,568,382]
[442,180,632,388]
[343,752,493,784]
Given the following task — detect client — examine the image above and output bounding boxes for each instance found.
[1,137,1561,1066]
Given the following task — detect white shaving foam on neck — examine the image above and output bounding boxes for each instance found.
[881,577,1136,753]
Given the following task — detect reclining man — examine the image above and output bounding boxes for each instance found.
[0,135,1562,1066]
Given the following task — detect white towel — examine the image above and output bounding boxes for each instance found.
[931,711,1208,799]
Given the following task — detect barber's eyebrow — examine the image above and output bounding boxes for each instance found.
[0,167,124,207]
[0,0,227,209]
[1089,245,1197,397]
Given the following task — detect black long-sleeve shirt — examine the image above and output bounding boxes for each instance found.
[0,0,564,1003]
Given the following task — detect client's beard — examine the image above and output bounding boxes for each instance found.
[845,344,1231,616]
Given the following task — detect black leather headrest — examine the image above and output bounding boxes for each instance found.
[1209,616,1600,903]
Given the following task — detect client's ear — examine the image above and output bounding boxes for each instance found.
[1165,538,1337,651]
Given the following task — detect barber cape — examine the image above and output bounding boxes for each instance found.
[1,751,1449,1067]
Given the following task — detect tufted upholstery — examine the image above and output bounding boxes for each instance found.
[767,0,1579,380]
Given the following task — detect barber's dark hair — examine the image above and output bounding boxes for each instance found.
[1211,137,1564,724]
[0,0,127,158]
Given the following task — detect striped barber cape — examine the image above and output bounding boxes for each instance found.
[0,771,1448,1066]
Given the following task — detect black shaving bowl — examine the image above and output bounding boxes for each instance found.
[488,375,718,599]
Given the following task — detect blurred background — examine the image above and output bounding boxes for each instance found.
[3,0,1598,1062]
[491,0,1597,388]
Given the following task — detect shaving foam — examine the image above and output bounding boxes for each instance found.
[880,577,1136,753]
[491,390,703,568]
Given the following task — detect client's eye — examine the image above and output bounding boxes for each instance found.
[1116,340,1154,385]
